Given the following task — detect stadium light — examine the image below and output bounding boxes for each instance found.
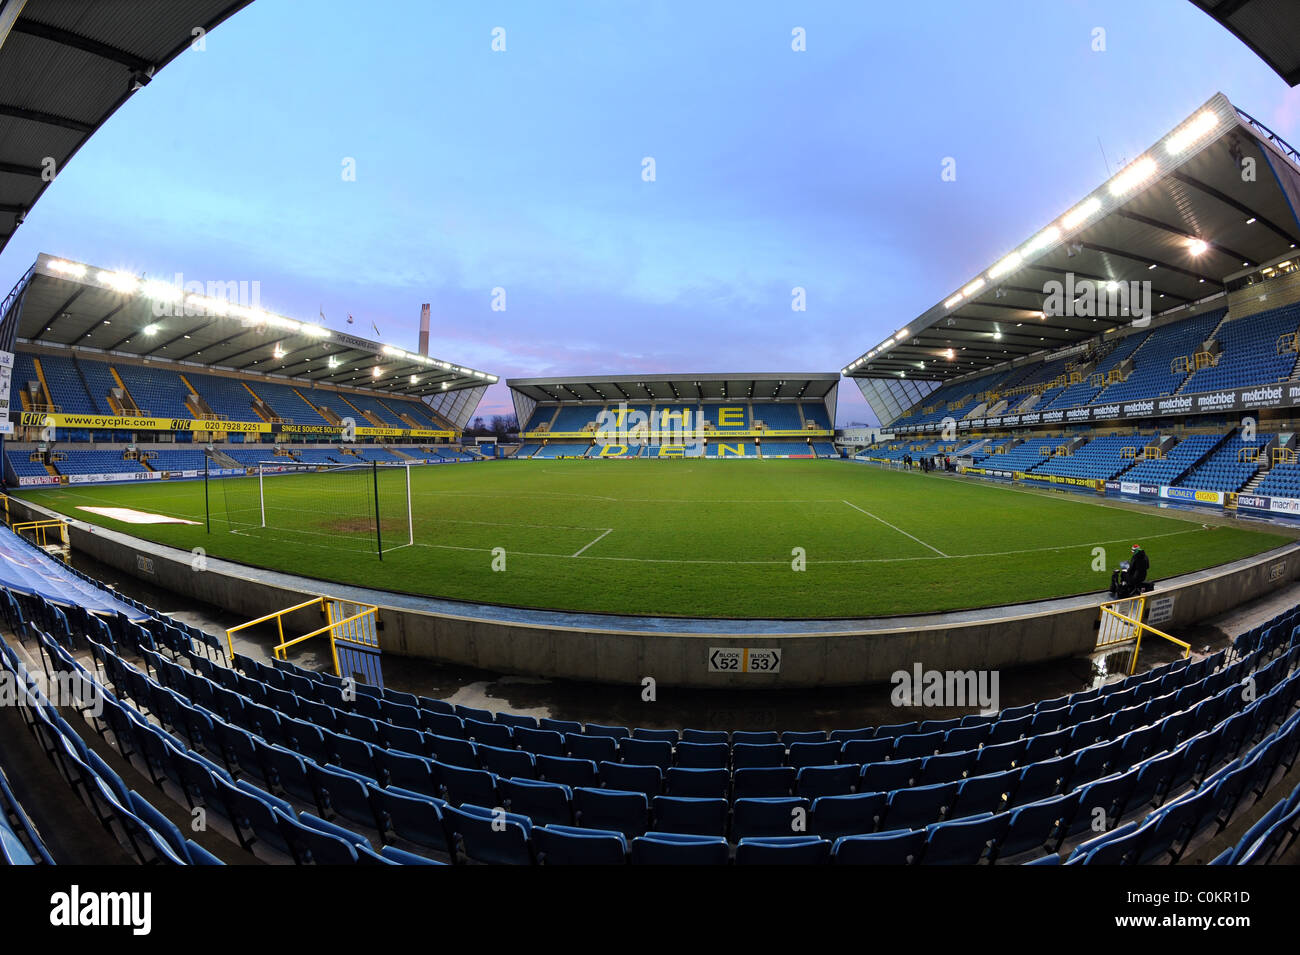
[410,375,418,384]
[988,252,1022,280]
[1062,197,1102,230]
[962,278,985,298]
[143,324,159,336]
[1187,238,1208,256]
[372,366,382,377]
[944,294,963,309]
[142,279,182,303]
[1108,157,1157,197]
[1022,227,1060,257]
[1165,110,1219,155]
[49,259,86,277]
[97,270,138,294]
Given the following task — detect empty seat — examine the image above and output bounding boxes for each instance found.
[736,836,830,865]
[631,832,730,865]
[572,788,649,837]
[534,825,627,864]
[652,796,728,836]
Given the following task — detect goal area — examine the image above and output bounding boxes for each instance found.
[211,460,413,559]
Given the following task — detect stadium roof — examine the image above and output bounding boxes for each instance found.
[0,253,497,398]
[506,373,839,404]
[1191,0,1300,86]
[0,0,254,256]
[844,93,1300,385]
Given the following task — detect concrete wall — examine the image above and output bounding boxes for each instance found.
[9,496,1299,689]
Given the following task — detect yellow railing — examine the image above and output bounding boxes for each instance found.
[1277,333,1298,355]
[1097,595,1191,675]
[11,519,69,550]
[225,596,379,678]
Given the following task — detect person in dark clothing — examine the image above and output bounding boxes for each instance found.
[1128,544,1149,589]
[1110,544,1150,597]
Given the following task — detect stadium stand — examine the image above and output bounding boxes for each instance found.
[1118,435,1224,488]
[243,381,332,426]
[51,451,149,476]
[1180,304,1300,395]
[751,403,802,430]
[113,364,195,419]
[73,356,123,415]
[533,443,592,459]
[1175,431,1272,493]
[189,372,262,422]
[761,441,813,457]
[3,519,1295,865]
[32,354,97,414]
[1041,332,1149,410]
[1032,434,1158,482]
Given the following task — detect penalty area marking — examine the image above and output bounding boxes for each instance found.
[572,528,614,557]
[841,500,948,557]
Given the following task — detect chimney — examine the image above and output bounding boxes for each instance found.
[418,304,431,356]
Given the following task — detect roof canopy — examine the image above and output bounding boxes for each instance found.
[844,94,1300,385]
[3,253,497,398]
[1191,0,1300,86]
[0,0,254,255]
[506,373,839,405]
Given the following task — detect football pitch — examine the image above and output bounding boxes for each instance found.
[16,459,1295,619]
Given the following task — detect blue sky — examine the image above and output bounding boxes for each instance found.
[3,0,1299,424]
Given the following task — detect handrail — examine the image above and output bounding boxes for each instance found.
[1097,596,1191,676]
[224,595,379,678]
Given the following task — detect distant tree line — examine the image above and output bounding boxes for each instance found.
[463,414,519,439]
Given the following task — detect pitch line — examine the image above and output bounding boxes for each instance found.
[842,500,949,557]
[408,526,1205,565]
[571,528,613,557]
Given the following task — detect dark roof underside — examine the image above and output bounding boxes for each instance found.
[1192,0,1300,86]
[0,0,254,254]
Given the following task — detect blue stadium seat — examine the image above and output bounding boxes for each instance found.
[631,832,730,865]
[534,825,627,864]
[736,836,831,865]
[652,796,728,836]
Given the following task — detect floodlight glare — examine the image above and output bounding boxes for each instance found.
[142,324,159,336]
[1187,238,1209,256]
[1108,157,1157,197]
[97,270,137,293]
[989,252,1023,279]
[1062,197,1102,230]
[49,259,86,277]
[1022,227,1061,256]
[1165,111,1219,155]
[962,278,985,297]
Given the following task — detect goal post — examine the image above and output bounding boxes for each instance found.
[211,458,413,557]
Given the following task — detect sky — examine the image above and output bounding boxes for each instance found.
[2,0,1299,426]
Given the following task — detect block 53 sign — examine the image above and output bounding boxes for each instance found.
[709,647,781,673]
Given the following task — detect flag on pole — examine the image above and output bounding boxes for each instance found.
[371,320,381,337]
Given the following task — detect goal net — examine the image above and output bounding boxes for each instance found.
[214,460,413,558]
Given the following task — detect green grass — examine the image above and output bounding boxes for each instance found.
[15,459,1293,618]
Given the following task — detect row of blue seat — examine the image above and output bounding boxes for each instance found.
[1212,778,1300,865]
